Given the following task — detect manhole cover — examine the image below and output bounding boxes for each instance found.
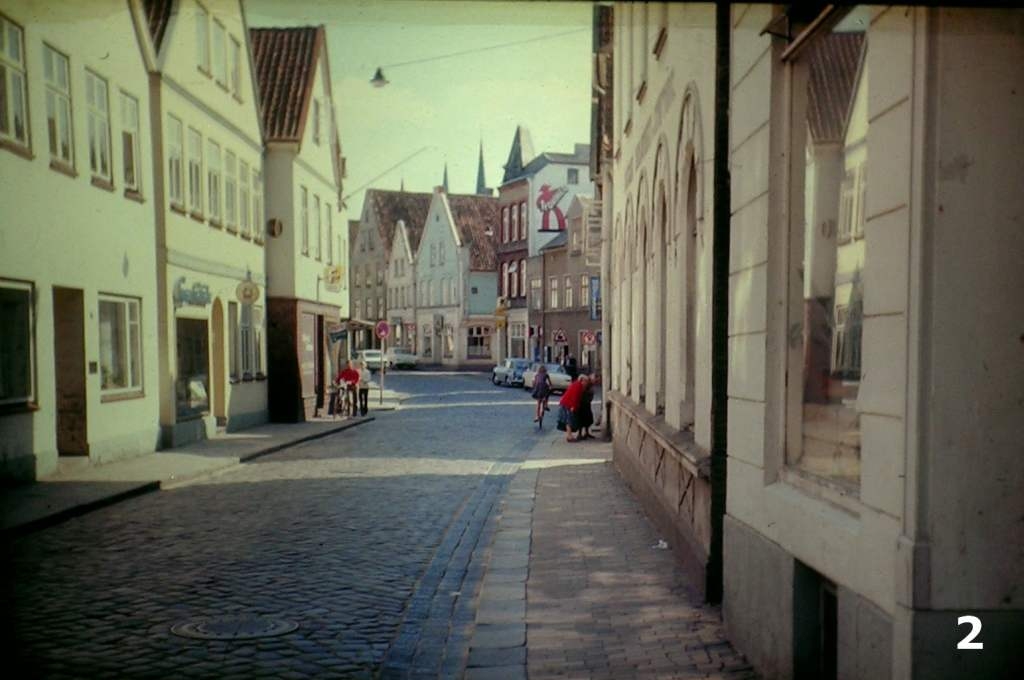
[170,615,299,640]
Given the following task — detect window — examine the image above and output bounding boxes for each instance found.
[252,169,263,240]
[568,168,579,184]
[224,150,237,228]
[207,139,221,222]
[502,207,509,242]
[238,160,250,235]
[326,202,333,264]
[187,127,203,214]
[43,45,73,165]
[531,278,542,311]
[167,115,183,206]
[580,274,589,308]
[549,277,559,309]
[120,92,141,192]
[314,194,322,260]
[377,295,384,316]
[467,326,491,358]
[98,296,142,393]
[0,280,33,405]
[85,71,112,181]
[786,9,868,489]
[510,261,519,298]
[519,259,526,297]
[564,275,574,308]
[229,37,241,99]
[229,301,239,379]
[354,300,361,320]
[438,243,445,264]
[511,204,518,241]
[501,262,508,297]
[519,202,527,239]
[430,243,436,266]
[240,303,263,377]
[195,3,210,73]
[299,185,309,254]
[212,20,227,87]
[0,15,29,147]
[313,99,321,145]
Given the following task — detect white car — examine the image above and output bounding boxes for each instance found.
[385,348,419,369]
[355,349,387,371]
[492,358,531,386]
[521,362,571,393]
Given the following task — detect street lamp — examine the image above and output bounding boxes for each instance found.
[370,67,389,88]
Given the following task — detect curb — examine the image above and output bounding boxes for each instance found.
[2,416,377,539]
[2,481,160,541]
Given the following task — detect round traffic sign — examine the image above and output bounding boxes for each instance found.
[375,320,391,339]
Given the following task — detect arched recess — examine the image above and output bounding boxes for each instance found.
[634,175,649,405]
[674,84,705,427]
[649,140,671,416]
[622,199,634,394]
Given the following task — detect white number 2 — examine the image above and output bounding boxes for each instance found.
[957,616,984,650]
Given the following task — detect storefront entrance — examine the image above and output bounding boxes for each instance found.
[53,287,88,456]
[176,318,210,419]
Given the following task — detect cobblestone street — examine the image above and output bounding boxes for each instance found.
[2,373,753,679]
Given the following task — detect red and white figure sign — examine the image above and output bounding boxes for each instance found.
[375,320,390,339]
[536,184,568,231]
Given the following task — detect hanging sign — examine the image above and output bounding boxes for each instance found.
[236,280,261,304]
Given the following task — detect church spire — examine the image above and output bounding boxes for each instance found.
[476,140,488,195]
[442,162,449,193]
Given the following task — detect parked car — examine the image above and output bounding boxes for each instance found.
[355,349,387,371]
[521,362,571,393]
[385,348,419,369]
[491,358,531,387]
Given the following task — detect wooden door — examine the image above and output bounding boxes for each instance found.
[53,287,88,456]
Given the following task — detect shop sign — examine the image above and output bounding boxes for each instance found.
[173,277,211,307]
[236,280,261,304]
[324,265,344,293]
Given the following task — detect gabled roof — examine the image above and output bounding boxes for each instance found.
[365,189,433,255]
[142,0,173,52]
[446,194,499,271]
[250,26,324,142]
[521,143,592,177]
[807,32,865,144]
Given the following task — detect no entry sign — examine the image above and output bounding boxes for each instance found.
[375,320,391,339]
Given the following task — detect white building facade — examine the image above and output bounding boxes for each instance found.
[414,189,499,367]
[0,0,160,480]
[602,3,1024,678]
[142,0,268,446]
[251,25,347,422]
[386,219,420,353]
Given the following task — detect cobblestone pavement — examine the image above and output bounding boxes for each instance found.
[1,373,539,679]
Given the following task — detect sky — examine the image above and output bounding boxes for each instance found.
[245,0,594,220]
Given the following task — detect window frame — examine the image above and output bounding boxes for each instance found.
[97,293,143,397]
[0,278,35,407]
[212,19,227,89]
[206,138,222,223]
[238,159,250,236]
[252,169,264,241]
[300,185,309,255]
[120,91,141,194]
[0,13,31,151]
[43,43,73,168]
[549,276,559,309]
[167,114,184,207]
[85,69,112,183]
[223,149,237,229]
[195,2,210,74]
[314,193,322,261]
[564,275,574,308]
[187,127,204,216]
[229,36,242,99]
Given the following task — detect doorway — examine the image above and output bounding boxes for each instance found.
[211,299,226,426]
[53,287,88,456]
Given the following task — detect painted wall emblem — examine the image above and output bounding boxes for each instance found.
[536,184,569,230]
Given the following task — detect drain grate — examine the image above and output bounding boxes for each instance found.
[170,615,299,640]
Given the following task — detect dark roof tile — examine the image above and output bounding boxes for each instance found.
[447,194,499,271]
[807,32,865,143]
[142,0,173,51]
[366,189,433,255]
[250,26,322,141]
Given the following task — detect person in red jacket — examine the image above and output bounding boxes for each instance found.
[336,361,360,417]
[558,375,590,442]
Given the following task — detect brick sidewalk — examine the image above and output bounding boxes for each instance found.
[466,431,756,680]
